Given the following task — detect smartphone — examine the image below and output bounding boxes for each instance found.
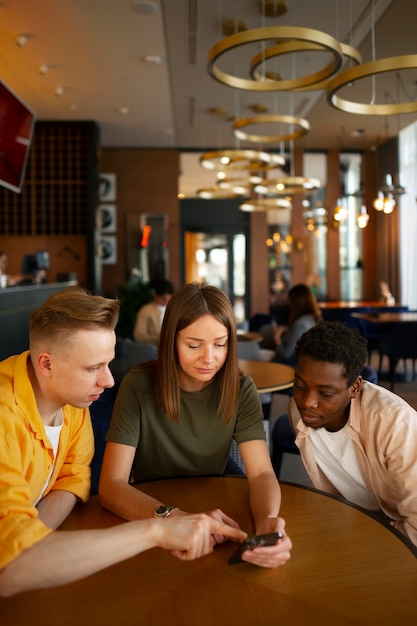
[228,532,283,565]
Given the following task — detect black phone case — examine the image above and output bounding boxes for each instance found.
[228,532,283,565]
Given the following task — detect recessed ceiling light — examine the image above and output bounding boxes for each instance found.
[16,34,28,47]
[131,1,158,15]
[143,55,163,64]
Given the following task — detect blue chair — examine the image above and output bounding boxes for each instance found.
[249,313,274,332]
[271,365,378,477]
[378,322,417,391]
[89,383,120,495]
[125,338,157,368]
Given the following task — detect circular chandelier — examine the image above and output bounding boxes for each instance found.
[196,186,248,199]
[207,26,344,91]
[327,55,417,115]
[199,149,285,172]
[254,176,321,195]
[217,176,258,194]
[232,114,310,143]
[239,197,292,212]
[250,41,362,91]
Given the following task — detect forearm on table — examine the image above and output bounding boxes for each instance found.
[0,519,165,596]
[37,490,77,529]
[248,472,282,530]
[99,480,171,521]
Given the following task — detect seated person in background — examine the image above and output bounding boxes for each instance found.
[272,283,322,365]
[288,320,417,546]
[133,279,174,346]
[0,287,245,597]
[99,282,292,569]
[0,250,20,287]
[269,276,290,326]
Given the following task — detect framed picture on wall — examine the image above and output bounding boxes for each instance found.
[99,204,117,232]
[99,236,117,264]
[99,173,117,202]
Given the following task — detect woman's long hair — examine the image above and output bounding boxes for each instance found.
[155,282,239,423]
[287,283,322,326]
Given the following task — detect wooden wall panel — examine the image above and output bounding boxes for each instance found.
[99,149,180,296]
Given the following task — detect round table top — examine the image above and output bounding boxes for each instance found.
[2,477,416,626]
[238,358,294,392]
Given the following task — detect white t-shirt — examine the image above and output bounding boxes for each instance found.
[157,304,166,328]
[34,412,63,506]
[309,424,380,510]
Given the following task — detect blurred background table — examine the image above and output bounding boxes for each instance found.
[352,311,417,324]
[1,477,415,626]
[238,359,294,393]
[236,329,262,342]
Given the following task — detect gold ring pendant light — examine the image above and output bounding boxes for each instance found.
[196,187,249,199]
[327,55,417,114]
[255,177,321,195]
[250,41,362,91]
[233,114,310,143]
[207,26,344,91]
[199,149,285,171]
[217,176,259,192]
[240,197,292,212]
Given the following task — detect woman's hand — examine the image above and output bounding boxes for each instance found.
[273,325,287,346]
[203,508,242,546]
[240,517,292,568]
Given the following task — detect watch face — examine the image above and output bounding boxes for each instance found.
[155,505,170,517]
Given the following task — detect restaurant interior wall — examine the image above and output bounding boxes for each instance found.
[1,142,401,313]
[99,149,180,297]
[0,121,99,291]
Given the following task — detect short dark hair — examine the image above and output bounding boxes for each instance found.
[152,279,174,296]
[294,321,368,385]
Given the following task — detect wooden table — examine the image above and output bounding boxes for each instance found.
[319,301,406,309]
[2,478,416,626]
[238,358,294,393]
[236,329,262,342]
[352,311,417,324]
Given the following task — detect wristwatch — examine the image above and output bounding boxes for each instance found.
[154,504,177,518]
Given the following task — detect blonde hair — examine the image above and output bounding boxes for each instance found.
[155,282,239,423]
[29,286,119,351]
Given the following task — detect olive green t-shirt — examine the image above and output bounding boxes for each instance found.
[105,367,265,482]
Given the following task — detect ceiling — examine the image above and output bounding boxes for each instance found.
[1,0,417,197]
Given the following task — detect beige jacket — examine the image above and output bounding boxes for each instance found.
[288,380,417,546]
[133,302,163,346]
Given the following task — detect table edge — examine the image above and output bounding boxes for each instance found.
[280,480,417,557]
